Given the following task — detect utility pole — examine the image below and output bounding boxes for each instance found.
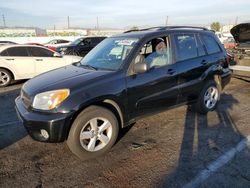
[67,16,70,29]
[234,16,238,26]
[96,16,99,31]
[54,24,56,36]
[2,14,6,28]
[165,16,169,26]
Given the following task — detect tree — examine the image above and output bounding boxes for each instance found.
[210,22,221,32]
[130,26,139,31]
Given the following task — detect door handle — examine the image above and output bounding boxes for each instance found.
[201,60,208,65]
[35,59,43,61]
[6,58,14,61]
[167,68,176,75]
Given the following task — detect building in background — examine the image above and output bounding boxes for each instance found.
[0,27,46,37]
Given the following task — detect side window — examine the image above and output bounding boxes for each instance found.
[201,34,221,54]
[196,35,206,56]
[174,34,198,61]
[81,39,91,46]
[6,47,29,56]
[28,47,54,57]
[0,49,9,56]
[135,36,171,69]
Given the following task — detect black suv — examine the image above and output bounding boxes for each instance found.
[15,26,231,160]
[56,36,106,56]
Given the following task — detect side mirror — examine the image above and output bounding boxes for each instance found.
[53,52,62,57]
[134,62,149,74]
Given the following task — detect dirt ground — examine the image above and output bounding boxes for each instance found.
[0,77,250,188]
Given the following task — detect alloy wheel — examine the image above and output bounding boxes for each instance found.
[204,86,219,109]
[79,117,113,152]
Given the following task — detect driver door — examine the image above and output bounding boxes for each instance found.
[126,36,179,120]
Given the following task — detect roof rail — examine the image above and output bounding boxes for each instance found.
[158,26,208,31]
[124,26,208,33]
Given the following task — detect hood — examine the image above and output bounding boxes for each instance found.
[230,23,250,43]
[22,64,112,96]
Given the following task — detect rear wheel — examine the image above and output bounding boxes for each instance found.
[195,80,220,114]
[0,68,12,87]
[67,106,119,160]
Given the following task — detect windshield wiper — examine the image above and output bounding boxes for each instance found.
[80,64,98,70]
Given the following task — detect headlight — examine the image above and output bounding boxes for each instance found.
[32,89,70,110]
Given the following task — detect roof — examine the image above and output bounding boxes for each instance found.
[0,44,52,52]
[113,26,212,39]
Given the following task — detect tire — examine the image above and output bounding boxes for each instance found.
[67,105,119,160]
[65,50,80,56]
[0,68,12,87]
[195,80,221,114]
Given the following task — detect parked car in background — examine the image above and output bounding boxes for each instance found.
[215,32,228,43]
[223,37,236,50]
[15,26,231,160]
[229,23,250,77]
[0,45,82,87]
[56,36,106,57]
[0,41,17,45]
[44,39,71,51]
[25,42,57,51]
[44,39,71,47]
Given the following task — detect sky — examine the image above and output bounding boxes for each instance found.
[0,0,250,29]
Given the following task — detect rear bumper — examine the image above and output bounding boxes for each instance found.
[15,96,73,143]
[221,68,232,89]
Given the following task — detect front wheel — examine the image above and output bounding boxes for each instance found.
[67,106,119,160]
[195,80,220,114]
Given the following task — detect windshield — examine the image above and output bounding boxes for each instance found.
[70,38,84,45]
[80,37,139,71]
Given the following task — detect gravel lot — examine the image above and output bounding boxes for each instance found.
[0,78,250,188]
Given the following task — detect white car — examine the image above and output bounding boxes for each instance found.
[44,39,71,48]
[0,45,82,87]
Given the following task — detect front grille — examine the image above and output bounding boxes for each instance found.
[21,89,32,108]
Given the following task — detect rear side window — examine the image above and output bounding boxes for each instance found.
[0,49,8,56]
[6,47,29,56]
[201,34,221,54]
[28,47,54,57]
[174,34,198,61]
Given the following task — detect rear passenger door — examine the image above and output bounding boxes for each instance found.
[172,33,208,103]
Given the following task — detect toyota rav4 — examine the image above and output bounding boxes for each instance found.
[15,26,232,160]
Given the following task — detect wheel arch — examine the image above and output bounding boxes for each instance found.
[65,98,125,140]
[0,67,15,80]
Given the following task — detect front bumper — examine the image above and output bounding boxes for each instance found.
[15,96,73,142]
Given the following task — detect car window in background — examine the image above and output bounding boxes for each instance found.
[174,34,198,61]
[80,38,139,70]
[28,47,54,57]
[70,38,84,45]
[6,47,29,56]
[0,49,9,56]
[201,34,221,54]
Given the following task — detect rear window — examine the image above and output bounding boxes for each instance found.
[0,49,8,56]
[6,47,29,56]
[174,34,198,61]
[201,34,221,54]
